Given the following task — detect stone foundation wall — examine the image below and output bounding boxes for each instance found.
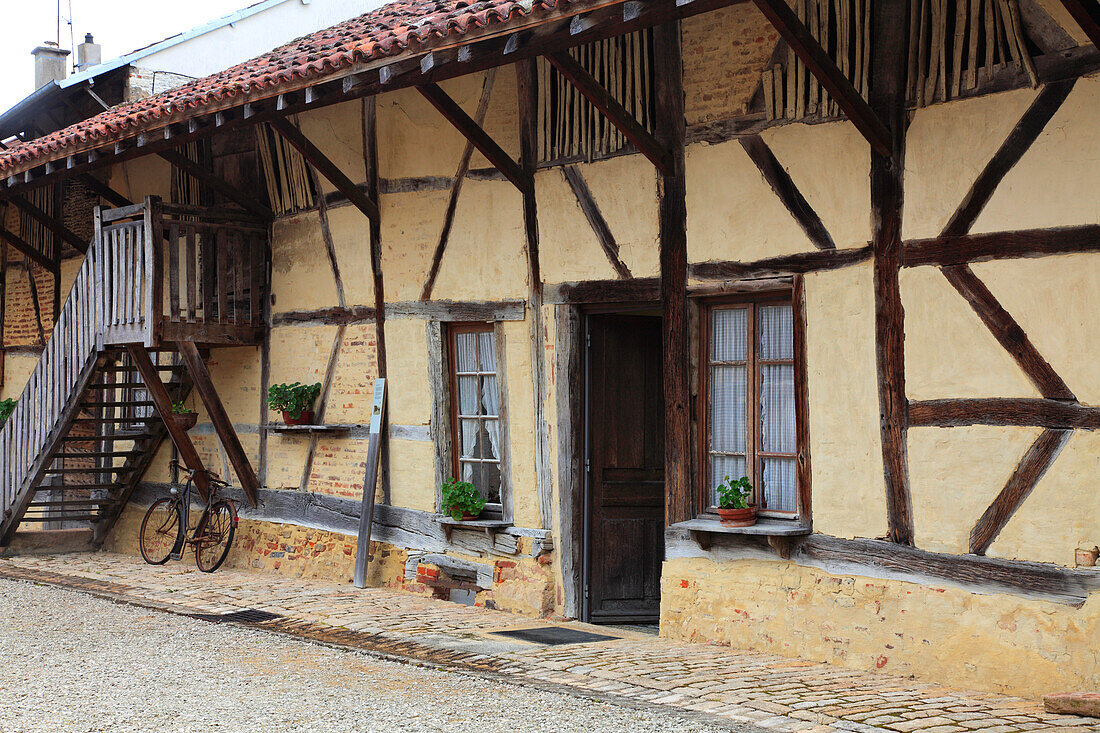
[660,556,1100,699]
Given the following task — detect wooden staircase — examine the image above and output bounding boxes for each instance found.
[0,197,266,548]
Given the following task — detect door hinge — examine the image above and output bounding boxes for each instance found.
[584,458,590,473]
[586,331,591,349]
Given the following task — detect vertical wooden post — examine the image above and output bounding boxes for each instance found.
[516,59,554,530]
[653,21,692,527]
[869,0,914,545]
[363,98,387,379]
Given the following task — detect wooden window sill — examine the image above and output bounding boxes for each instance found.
[435,516,512,543]
[267,424,361,434]
[672,517,811,556]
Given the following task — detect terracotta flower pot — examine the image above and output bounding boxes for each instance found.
[444,509,482,521]
[716,505,758,528]
[282,410,315,426]
[170,412,198,431]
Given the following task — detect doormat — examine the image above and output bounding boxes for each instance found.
[191,608,282,624]
[489,626,620,645]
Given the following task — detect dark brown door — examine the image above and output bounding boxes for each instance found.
[585,314,665,623]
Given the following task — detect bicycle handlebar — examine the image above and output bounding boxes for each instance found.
[168,459,228,485]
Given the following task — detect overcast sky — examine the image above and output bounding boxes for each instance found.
[0,1,246,112]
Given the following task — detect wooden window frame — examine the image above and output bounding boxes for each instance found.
[443,321,510,520]
[696,281,811,522]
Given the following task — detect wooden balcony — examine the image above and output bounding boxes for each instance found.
[96,197,268,349]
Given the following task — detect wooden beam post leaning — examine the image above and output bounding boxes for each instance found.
[653,22,693,527]
[868,0,914,546]
[157,150,274,221]
[127,345,212,501]
[7,195,89,253]
[268,117,381,223]
[546,51,675,176]
[516,59,555,530]
[751,0,893,157]
[354,377,387,588]
[1058,0,1100,49]
[416,82,531,193]
[0,225,59,274]
[178,341,260,507]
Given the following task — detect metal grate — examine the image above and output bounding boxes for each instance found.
[489,627,619,646]
[191,608,282,624]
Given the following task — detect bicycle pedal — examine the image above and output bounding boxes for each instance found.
[170,552,182,561]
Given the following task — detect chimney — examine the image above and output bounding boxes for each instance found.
[77,34,102,73]
[31,41,70,89]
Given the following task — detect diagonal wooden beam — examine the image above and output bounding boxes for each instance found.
[268,117,381,223]
[127,346,212,501]
[547,51,675,176]
[0,225,58,274]
[421,69,498,301]
[177,341,259,507]
[752,0,893,157]
[79,174,133,209]
[562,166,632,279]
[970,429,1071,555]
[416,83,529,192]
[8,195,88,253]
[157,149,273,221]
[1058,0,1100,49]
[941,80,1076,236]
[739,135,836,250]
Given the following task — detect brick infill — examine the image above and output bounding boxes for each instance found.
[1,553,1096,733]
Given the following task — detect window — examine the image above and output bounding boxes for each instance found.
[448,324,504,512]
[701,295,802,518]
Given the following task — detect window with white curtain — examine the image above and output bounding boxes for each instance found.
[449,324,503,510]
[704,298,800,517]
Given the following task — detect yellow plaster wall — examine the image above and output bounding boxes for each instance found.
[0,355,37,401]
[661,557,1100,699]
[502,319,541,529]
[270,214,340,313]
[803,263,887,539]
[297,99,367,195]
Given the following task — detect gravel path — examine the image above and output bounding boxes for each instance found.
[0,578,739,733]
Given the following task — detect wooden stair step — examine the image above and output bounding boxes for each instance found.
[81,401,157,408]
[28,500,118,508]
[42,467,134,474]
[35,483,121,491]
[87,382,148,390]
[52,451,143,459]
[18,515,103,523]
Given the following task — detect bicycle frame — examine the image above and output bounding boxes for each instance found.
[168,466,223,560]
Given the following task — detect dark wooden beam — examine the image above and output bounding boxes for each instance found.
[363,97,388,380]
[416,82,529,192]
[940,265,1075,400]
[562,166,632,279]
[909,398,1100,429]
[157,150,273,221]
[690,245,872,281]
[545,277,661,304]
[0,226,58,274]
[267,117,381,223]
[517,58,553,529]
[739,135,836,250]
[177,341,259,507]
[421,69,497,301]
[751,0,893,156]
[869,0,913,546]
[654,21,692,527]
[969,429,1071,555]
[547,51,674,176]
[127,346,211,501]
[8,196,88,253]
[1058,0,1100,49]
[903,224,1100,267]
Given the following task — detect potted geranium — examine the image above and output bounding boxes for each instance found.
[169,400,198,431]
[0,398,15,425]
[715,475,757,527]
[440,478,486,521]
[267,382,322,425]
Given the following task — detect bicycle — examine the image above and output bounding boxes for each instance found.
[139,460,239,572]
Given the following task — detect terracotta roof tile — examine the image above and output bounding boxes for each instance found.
[0,0,574,174]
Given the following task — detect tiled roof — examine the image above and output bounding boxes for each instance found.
[0,0,573,175]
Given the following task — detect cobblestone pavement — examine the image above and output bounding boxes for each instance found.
[1,552,1096,733]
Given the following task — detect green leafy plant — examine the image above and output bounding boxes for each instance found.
[170,401,193,415]
[440,478,486,521]
[716,475,754,510]
[0,398,16,423]
[267,382,322,420]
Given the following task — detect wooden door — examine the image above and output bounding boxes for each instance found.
[586,314,665,623]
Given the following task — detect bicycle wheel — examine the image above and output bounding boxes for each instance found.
[139,498,183,565]
[194,500,237,573]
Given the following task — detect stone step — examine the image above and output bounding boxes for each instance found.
[1044,692,1100,718]
[0,528,95,556]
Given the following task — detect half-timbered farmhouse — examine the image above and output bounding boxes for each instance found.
[0,0,1098,700]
